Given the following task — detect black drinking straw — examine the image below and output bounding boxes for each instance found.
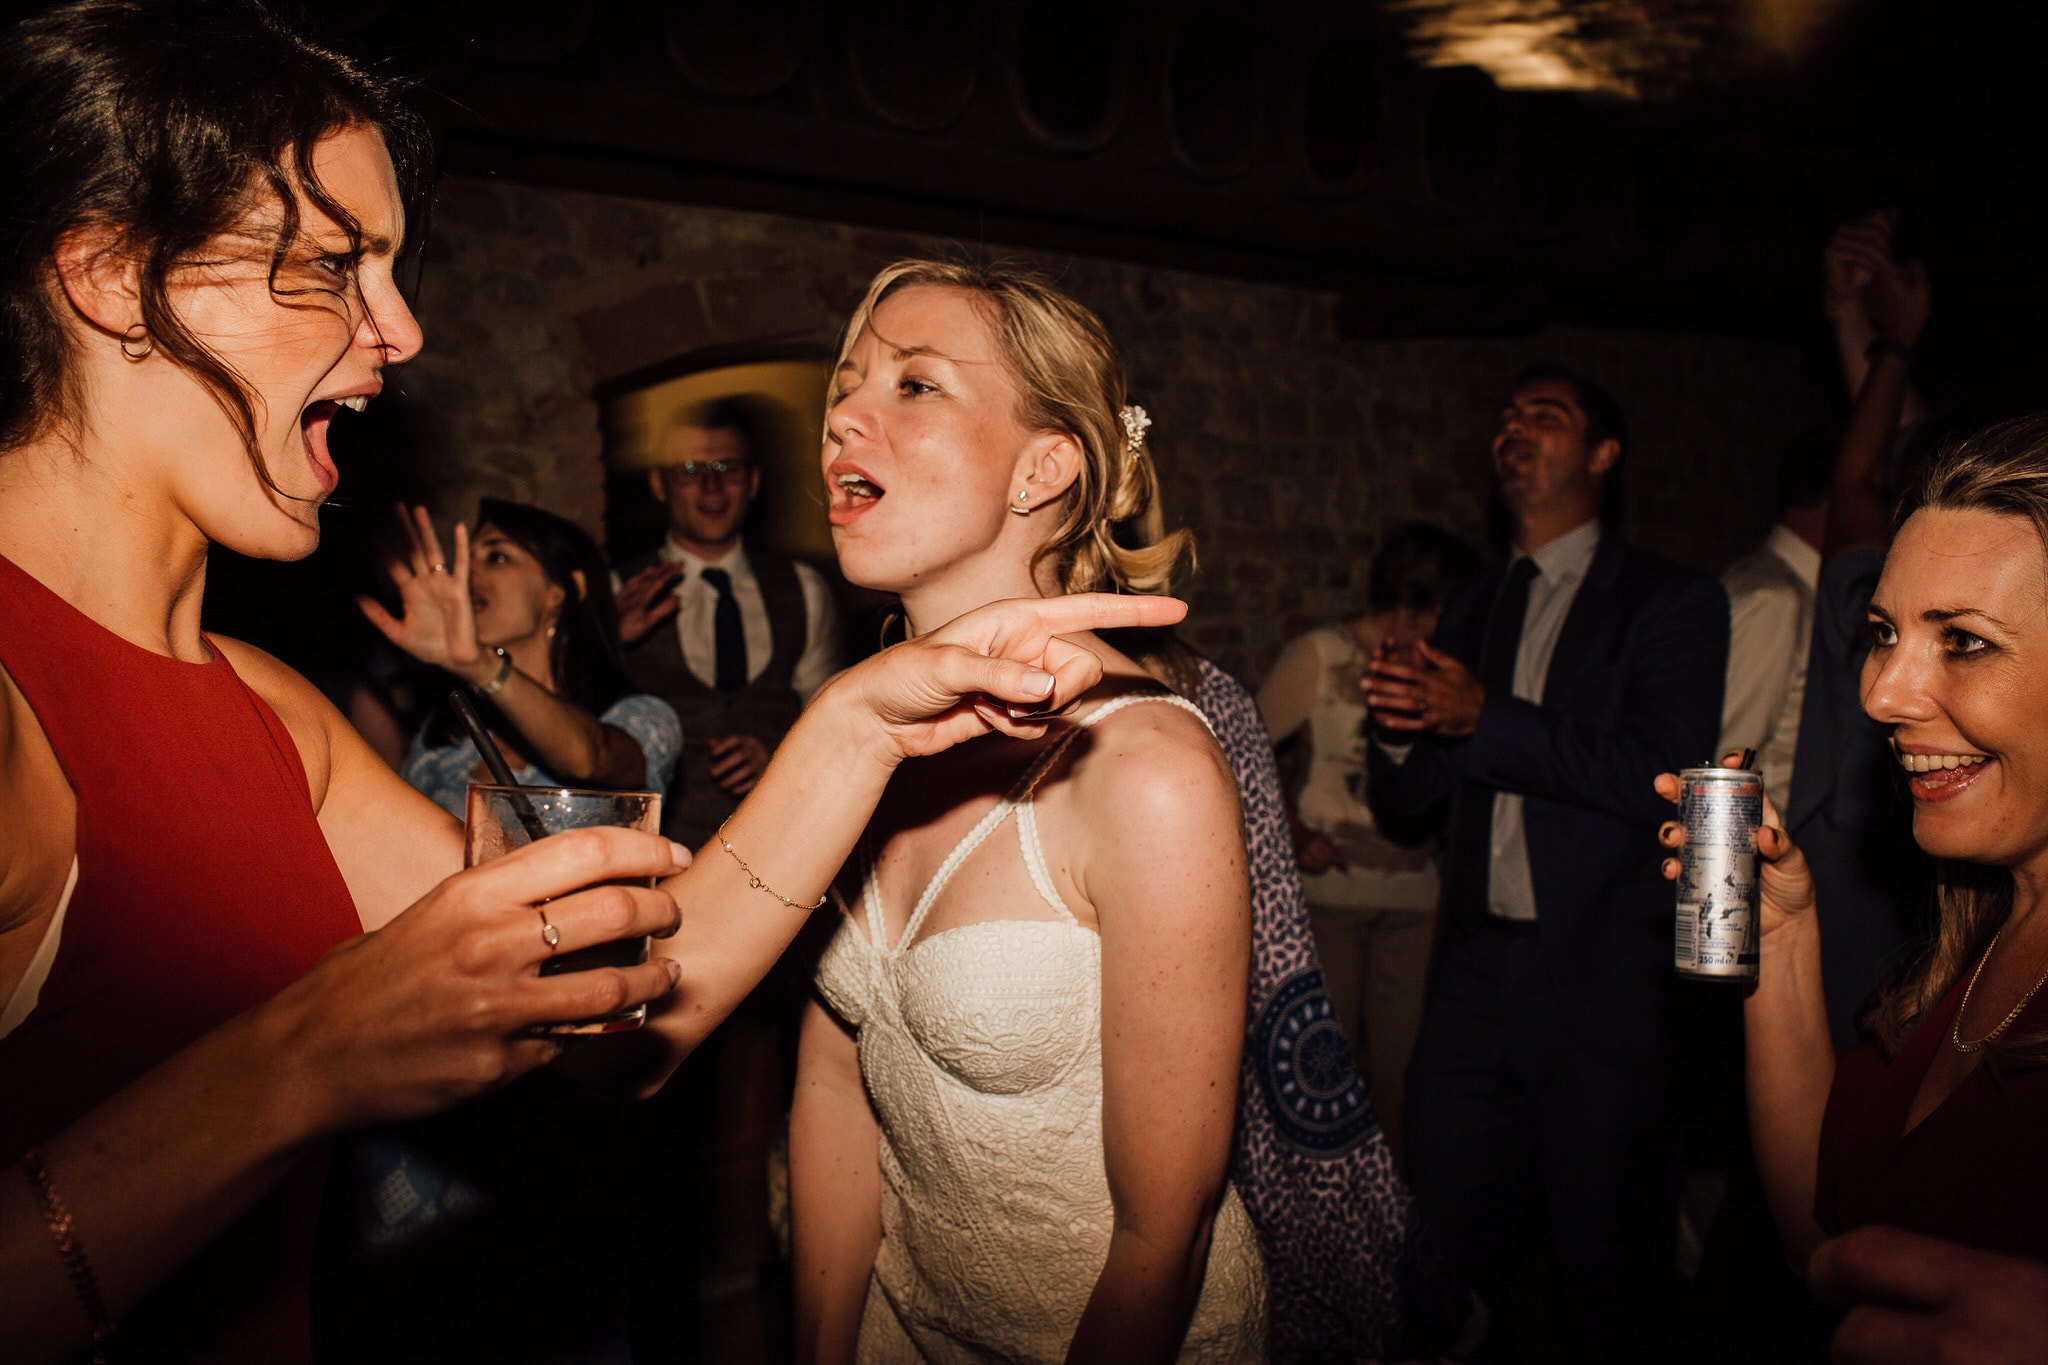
[450,690,551,843]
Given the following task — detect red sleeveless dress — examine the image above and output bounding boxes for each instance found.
[0,551,362,1363]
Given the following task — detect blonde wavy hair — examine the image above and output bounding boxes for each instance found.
[829,259,1194,598]
[1871,413,2048,1063]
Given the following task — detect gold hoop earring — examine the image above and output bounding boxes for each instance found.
[120,323,153,361]
[1009,489,1032,517]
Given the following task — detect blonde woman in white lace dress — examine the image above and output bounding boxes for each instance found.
[790,262,1269,1364]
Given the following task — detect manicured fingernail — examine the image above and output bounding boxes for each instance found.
[668,840,692,869]
[663,958,682,988]
[1021,670,1054,697]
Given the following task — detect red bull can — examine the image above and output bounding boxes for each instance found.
[1674,766,1762,982]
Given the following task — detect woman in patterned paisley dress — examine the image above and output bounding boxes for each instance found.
[790,261,1269,1364]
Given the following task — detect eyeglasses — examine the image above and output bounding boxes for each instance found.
[663,460,755,485]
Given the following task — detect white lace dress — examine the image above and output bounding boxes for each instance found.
[814,694,1269,1364]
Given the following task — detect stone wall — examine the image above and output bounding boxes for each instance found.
[395,175,1831,681]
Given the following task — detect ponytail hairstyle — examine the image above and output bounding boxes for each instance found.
[1869,413,2048,1064]
[0,0,428,483]
[831,260,1195,598]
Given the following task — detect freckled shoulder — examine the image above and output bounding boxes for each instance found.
[208,636,342,811]
[1063,692,1240,832]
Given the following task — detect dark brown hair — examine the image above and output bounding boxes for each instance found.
[1366,521,1481,615]
[0,0,429,485]
[424,500,635,750]
[1514,362,1629,525]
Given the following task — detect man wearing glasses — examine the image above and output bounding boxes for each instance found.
[618,397,844,850]
[615,397,844,1352]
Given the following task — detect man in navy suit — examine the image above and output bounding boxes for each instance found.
[1365,367,1727,1359]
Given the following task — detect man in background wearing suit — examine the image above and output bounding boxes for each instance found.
[617,397,844,849]
[614,398,844,1355]
[1364,367,1727,1359]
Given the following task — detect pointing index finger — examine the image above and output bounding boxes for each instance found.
[990,592,1187,640]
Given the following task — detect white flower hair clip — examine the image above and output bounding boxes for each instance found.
[1120,404,1152,463]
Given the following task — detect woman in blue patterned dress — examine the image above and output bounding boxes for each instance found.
[326,497,681,1360]
[362,497,681,814]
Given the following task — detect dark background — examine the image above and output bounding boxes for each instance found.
[215,0,2048,687]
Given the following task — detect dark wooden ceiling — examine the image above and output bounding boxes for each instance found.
[294,0,2048,352]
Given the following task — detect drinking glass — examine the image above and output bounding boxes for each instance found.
[465,784,663,1035]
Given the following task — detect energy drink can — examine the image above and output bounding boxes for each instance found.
[1674,766,1762,982]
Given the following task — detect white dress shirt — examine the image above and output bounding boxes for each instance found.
[1484,518,1603,922]
[656,538,843,702]
[1717,523,1820,813]
[1375,517,1603,923]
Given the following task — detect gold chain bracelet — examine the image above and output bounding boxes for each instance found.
[21,1149,115,1361]
[716,824,827,911]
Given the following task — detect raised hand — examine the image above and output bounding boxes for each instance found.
[356,504,489,680]
[616,561,685,648]
[824,592,1188,762]
[1655,751,1816,943]
[1824,210,1896,324]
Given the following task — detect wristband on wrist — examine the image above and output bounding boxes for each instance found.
[1865,337,1915,365]
[471,647,513,697]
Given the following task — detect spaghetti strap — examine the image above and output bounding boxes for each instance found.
[875,690,1215,951]
[1010,691,1216,922]
[860,837,890,948]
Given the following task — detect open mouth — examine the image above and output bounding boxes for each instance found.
[1897,746,1993,803]
[299,394,370,494]
[829,465,885,524]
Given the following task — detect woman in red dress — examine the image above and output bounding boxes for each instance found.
[0,5,1178,1362]
[1661,416,2048,1361]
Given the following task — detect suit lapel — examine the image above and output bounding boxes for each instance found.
[1540,531,1623,706]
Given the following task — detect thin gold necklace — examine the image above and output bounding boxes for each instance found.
[1950,925,2048,1053]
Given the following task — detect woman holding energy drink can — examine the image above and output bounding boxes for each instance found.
[1657,417,2048,1360]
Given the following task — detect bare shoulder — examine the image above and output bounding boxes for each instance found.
[1065,686,1238,829]
[1056,684,1249,939]
[209,635,344,809]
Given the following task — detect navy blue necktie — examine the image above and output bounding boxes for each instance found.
[700,566,746,693]
[1443,556,1539,925]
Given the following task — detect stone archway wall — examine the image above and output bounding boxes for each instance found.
[400,175,1828,680]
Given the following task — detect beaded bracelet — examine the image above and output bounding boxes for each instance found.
[21,1150,115,1362]
[471,646,514,697]
[716,824,828,911]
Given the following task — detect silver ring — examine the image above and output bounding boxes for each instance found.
[538,909,560,950]
[429,562,450,575]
